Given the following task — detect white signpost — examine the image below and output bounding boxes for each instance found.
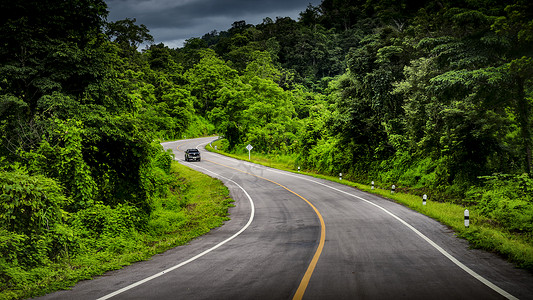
[246,144,253,160]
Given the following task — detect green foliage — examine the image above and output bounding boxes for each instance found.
[106,18,154,50]
[22,118,97,209]
[182,115,216,138]
[69,203,142,253]
[0,162,234,299]
[469,174,533,234]
[199,1,533,267]
[139,144,174,200]
[185,49,240,115]
[0,1,239,298]
[0,0,109,104]
[147,197,187,236]
[0,170,66,235]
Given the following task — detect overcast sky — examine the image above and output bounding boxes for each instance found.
[105,0,322,49]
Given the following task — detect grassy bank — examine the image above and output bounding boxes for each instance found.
[1,161,233,300]
[207,140,533,271]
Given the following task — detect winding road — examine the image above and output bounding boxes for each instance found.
[40,136,533,299]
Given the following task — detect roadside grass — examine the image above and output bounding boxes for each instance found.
[207,140,533,271]
[1,161,233,300]
[141,161,234,255]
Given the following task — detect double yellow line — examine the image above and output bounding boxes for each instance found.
[176,143,326,299]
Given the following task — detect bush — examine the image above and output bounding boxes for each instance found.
[0,229,26,266]
[69,203,143,254]
[70,203,139,238]
[0,170,67,235]
[140,144,174,200]
[21,118,97,210]
[182,115,216,138]
[153,148,173,174]
[470,173,533,234]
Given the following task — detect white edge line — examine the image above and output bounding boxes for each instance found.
[211,152,518,300]
[97,163,255,300]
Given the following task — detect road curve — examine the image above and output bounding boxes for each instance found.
[39,137,533,299]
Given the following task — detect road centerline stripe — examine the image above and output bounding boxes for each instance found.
[219,155,518,300]
[203,158,325,300]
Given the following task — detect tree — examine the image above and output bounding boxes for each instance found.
[392,1,533,183]
[0,0,109,107]
[184,50,240,115]
[146,43,176,71]
[507,57,533,173]
[0,0,165,215]
[491,0,533,173]
[329,26,410,175]
[106,18,154,51]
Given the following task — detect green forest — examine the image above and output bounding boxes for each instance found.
[1,0,532,298]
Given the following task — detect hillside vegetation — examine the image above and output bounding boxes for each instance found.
[0,0,532,297]
[181,0,532,260]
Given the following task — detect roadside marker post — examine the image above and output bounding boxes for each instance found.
[246,144,253,160]
[298,166,300,172]
[464,209,470,228]
[371,181,374,189]
[423,194,427,205]
[339,173,342,180]
[391,184,396,194]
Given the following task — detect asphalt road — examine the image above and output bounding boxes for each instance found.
[39,136,533,299]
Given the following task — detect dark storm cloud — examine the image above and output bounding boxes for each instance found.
[105,0,321,48]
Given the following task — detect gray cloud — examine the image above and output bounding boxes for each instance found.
[105,0,321,48]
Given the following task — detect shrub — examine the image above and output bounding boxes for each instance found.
[0,229,26,266]
[70,203,139,238]
[21,118,97,210]
[140,144,174,201]
[470,173,533,234]
[68,203,143,255]
[0,170,67,235]
[153,148,173,174]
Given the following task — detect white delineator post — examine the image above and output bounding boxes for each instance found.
[339,173,342,180]
[391,184,396,194]
[464,209,470,228]
[298,166,300,172]
[423,194,427,205]
[371,181,374,189]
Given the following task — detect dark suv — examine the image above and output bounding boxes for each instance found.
[184,149,201,162]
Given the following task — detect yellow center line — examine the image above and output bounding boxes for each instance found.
[203,158,325,300]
